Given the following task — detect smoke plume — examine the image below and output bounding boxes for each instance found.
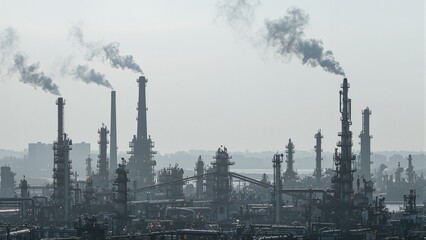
[0,27,18,52]
[70,25,143,74]
[72,64,112,89]
[0,28,19,73]
[12,53,61,95]
[217,0,259,29]
[265,8,345,76]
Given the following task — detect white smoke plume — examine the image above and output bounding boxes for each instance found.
[70,26,143,74]
[216,0,260,29]
[72,64,112,89]
[0,28,61,95]
[12,53,61,95]
[0,27,19,74]
[265,8,345,76]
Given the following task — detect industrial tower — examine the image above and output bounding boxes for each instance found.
[85,156,92,179]
[96,125,109,189]
[53,97,73,225]
[314,130,323,185]
[283,139,297,186]
[332,78,356,227]
[128,76,157,192]
[212,146,233,221]
[272,153,283,224]
[114,159,129,234]
[359,107,372,180]
[110,91,118,177]
[195,155,204,197]
[406,154,415,184]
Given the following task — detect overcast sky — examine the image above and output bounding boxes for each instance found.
[0,0,424,154]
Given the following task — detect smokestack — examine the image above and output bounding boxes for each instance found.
[359,107,372,181]
[137,76,147,140]
[110,91,117,175]
[57,97,64,142]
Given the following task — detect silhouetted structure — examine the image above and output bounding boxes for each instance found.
[53,97,73,225]
[314,130,323,185]
[158,164,184,199]
[332,78,355,228]
[272,153,283,224]
[359,107,372,180]
[114,159,129,234]
[406,154,415,184]
[94,125,109,189]
[85,156,92,179]
[195,155,204,197]
[212,146,233,221]
[128,76,156,194]
[283,139,297,186]
[110,91,117,177]
[0,165,15,197]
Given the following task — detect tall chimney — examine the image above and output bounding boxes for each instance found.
[359,107,372,181]
[137,76,148,140]
[110,91,117,175]
[57,97,64,142]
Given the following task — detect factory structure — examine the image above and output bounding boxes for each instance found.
[0,76,425,239]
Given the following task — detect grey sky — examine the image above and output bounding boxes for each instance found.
[0,0,424,154]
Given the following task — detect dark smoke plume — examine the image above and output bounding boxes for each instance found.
[265,8,345,76]
[13,53,61,95]
[70,26,143,74]
[72,64,112,89]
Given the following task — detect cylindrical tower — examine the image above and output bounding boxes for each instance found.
[283,139,297,186]
[97,125,109,188]
[314,130,323,185]
[359,107,372,180]
[110,91,118,176]
[273,153,283,224]
[53,97,72,225]
[195,155,204,197]
[333,78,356,228]
[212,146,234,221]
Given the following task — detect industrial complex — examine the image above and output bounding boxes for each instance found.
[0,76,425,240]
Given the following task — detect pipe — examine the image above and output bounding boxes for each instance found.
[0,198,35,219]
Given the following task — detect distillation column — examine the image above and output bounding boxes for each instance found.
[85,156,92,179]
[273,153,283,224]
[195,155,204,197]
[53,97,72,225]
[283,139,297,186]
[97,125,109,188]
[212,146,234,221]
[359,107,372,180]
[314,130,323,185]
[333,78,356,228]
[114,159,129,235]
[406,154,415,184]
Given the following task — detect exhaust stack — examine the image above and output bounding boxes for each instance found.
[110,91,118,175]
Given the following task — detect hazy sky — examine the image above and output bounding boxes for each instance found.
[0,0,424,154]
